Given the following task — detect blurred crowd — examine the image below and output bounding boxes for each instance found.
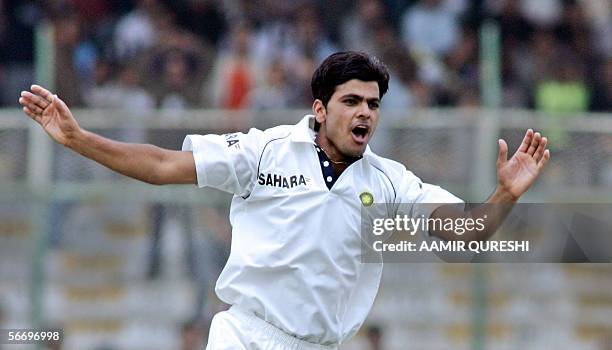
[0,0,610,112]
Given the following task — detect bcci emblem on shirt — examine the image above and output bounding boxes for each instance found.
[360,192,374,207]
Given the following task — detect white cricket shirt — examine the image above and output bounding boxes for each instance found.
[182,115,462,345]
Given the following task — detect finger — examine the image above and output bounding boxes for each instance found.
[52,94,70,114]
[31,84,55,103]
[18,97,44,114]
[52,95,73,120]
[23,106,42,124]
[21,91,50,110]
[537,149,550,170]
[526,132,541,156]
[517,129,533,153]
[497,139,508,165]
[533,136,548,162]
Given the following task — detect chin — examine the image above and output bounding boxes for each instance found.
[344,146,366,158]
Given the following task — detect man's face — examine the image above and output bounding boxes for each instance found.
[314,79,381,158]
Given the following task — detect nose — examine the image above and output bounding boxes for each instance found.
[357,101,371,119]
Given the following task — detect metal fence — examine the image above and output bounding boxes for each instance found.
[1,108,611,350]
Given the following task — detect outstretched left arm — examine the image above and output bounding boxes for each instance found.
[430,129,551,241]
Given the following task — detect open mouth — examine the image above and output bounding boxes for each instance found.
[351,125,370,144]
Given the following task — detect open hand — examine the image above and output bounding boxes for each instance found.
[496,129,551,200]
[18,85,80,146]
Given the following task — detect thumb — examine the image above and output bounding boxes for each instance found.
[497,139,508,166]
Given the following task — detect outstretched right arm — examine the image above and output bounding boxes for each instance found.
[18,85,196,185]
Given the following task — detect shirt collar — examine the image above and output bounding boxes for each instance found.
[290,114,375,159]
[290,115,317,144]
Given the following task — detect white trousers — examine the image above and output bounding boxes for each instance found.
[206,306,339,350]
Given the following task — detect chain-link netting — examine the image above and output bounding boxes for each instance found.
[0,128,28,181]
[1,109,611,350]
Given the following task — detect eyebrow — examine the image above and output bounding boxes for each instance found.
[340,94,380,104]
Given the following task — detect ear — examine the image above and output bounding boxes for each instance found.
[312,99,326,124]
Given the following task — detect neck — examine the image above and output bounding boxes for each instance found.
[314,134,348,164]
[314,134,362,177]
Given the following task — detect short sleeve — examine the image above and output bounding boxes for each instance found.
[395,168,464,223]
[413,183,464,221]
[182,128,264,196]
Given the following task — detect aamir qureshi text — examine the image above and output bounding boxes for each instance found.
[372,239,530,253]
[370,214,529,253]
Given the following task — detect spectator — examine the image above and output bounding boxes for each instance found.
[83,58,117,107]
[443,25,480,106]
[70,0,116,26]
[515,29,558,99]
[534,55,589,114]
[282,4,338,68]
[285,54,316,108]
[519,0,562,27]
[377,41,421,110]
[493,0,534,107]
[555,0,594,63]
[0,0,39,106]
[114,0,164,61]
[249,59,292,110]
[170,0,227,47]
[533,47,589,178]
[209,21,259,109]
[318,0,354,43]
[69,0,122,58]
[590,57,611,112]
[370,42,419,156]
[143,30,209,283]
[340,0,387,55]
[494,0,535,47]
[150,48,204,109]
[585,0,612,57]
[138,9,214,108]
[400,0,461,57]
[1,0,609,113]
[85,60,155,111]
[250,11,293,71]
[52,4,85,106]
[0,3,5,87]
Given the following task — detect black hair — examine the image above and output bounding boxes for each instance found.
[311,51,389,107]
[311,51,390,130]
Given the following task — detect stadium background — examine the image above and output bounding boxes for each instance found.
[0,0,611,349]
